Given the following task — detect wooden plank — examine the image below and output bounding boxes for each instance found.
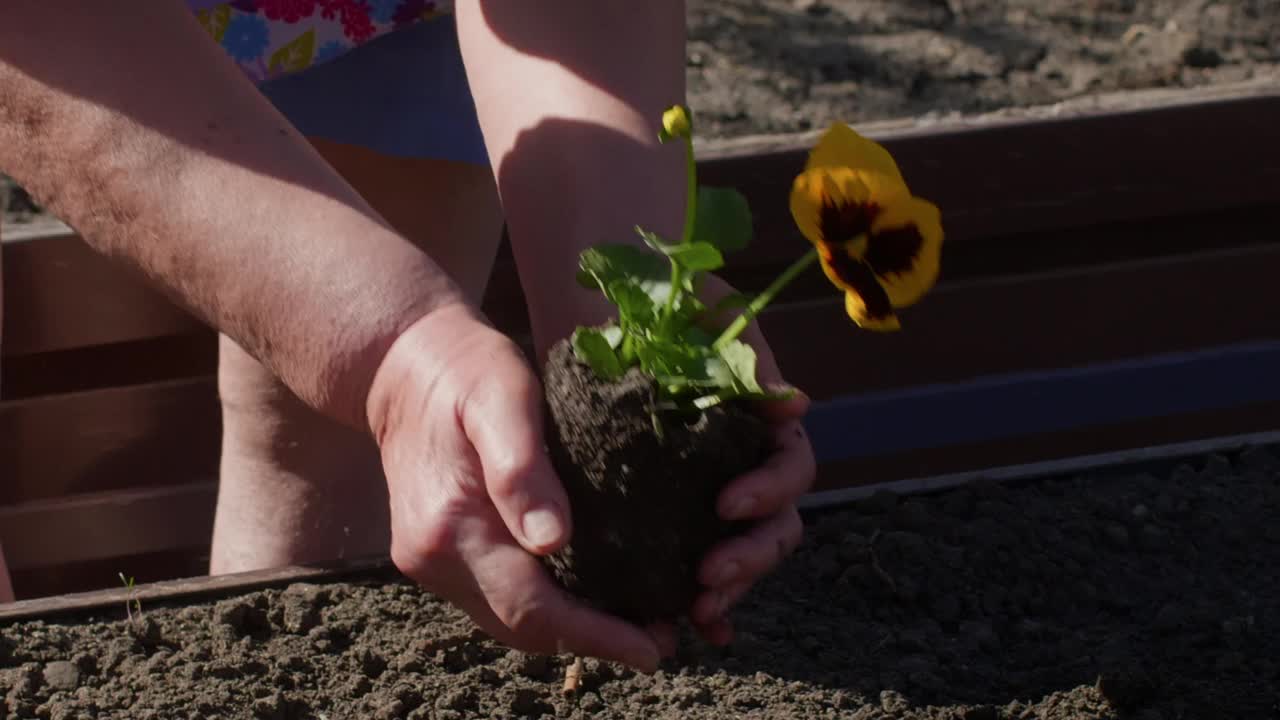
[4,397,1276,601]
[0,233,206,358]
[801,428,1280,509]
[0,377,220,505]
[0,483,217,572]
[2,243,1277,508]
[803,341,1280,462]
[5,89,1276,363]
[0,334,217,402]
[0,554,397,622]
[759,243,1280,402]
[700,89,1280,269]
[812,400,1280,493]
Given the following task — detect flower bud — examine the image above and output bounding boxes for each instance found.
[660,105,692,141]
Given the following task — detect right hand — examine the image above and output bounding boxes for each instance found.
[365,303,666,671]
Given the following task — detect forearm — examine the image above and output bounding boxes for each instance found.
[455,1,688,354]
[0,1,463,427]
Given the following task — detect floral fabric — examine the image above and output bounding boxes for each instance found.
[188,0,452,84]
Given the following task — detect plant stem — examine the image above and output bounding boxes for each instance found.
[712,248,819,351]
[661,134,699,332]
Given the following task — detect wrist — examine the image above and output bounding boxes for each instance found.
[365,301,492,446]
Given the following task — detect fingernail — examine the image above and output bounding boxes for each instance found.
[521,506,565,548]
[714,561,739,586]
[726,495,757,519]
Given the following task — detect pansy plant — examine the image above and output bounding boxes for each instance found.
[572,106,943,413]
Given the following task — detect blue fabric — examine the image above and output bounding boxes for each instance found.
[257,15,489,166]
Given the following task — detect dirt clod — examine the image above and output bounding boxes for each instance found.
[540,338,771,623]
[40,662,79,692]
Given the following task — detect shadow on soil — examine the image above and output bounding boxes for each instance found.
[672,448,1280,717]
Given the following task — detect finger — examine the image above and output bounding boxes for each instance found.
[690,580,753,627]
[699,506,804,590]
[718,421,816,521]
[755,384,811,422]
[734,316,813,421]
[461,347,572,555]
[462,529,662,672]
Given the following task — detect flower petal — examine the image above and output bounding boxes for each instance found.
[846,292,901,331]
[790,167,908,249]
[867,196,943,308]
[817,248,897,329]
[807,123,907,189]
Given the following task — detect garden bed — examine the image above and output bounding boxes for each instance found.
[3,444,1278,719]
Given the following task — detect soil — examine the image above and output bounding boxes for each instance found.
[3,1,1278,227]
[540,338,772,624]
[4,444,1279,719]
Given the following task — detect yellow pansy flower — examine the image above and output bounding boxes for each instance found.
[789,124,943,330]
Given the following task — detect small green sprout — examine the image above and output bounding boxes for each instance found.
[118,572,142,623]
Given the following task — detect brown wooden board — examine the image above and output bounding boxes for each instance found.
[4,242,1276,513]
[0,377,220,506]
[0,233,205,359]
[5,88,1277,370]
[0,555,398,624]
[0,483,217,572]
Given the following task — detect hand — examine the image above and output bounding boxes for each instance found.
[366,303,664,671]
[686,275,817,646]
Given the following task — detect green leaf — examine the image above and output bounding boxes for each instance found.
[666,242,725,272]
[607,279,656,326]
[692,187,753,253]
[578,245,674,309]
[635,226,673,254]
[572,327,623,380]
[717,339,763,393]
[635,226,724,274]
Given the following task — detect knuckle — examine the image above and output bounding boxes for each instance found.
[499,597,555,649]
[389,508,465,588]
[486,451,540,500]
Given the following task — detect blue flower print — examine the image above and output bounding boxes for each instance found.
[221,14,270,62]
[366,0,400,23]
[315,40,349,64]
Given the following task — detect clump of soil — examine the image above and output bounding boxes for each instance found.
[3,444,1278,718]
[539,337,772,624]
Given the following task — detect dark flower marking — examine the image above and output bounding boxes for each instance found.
[864,225,924,276]
[821,246,894,321]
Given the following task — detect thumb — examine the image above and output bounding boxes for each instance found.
[461,343,572,556]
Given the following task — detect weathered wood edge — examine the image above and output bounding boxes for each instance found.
[693,75,1280,158]
[7,422,1279,624]
[5,75,1278,239]
[0,555,400,624]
